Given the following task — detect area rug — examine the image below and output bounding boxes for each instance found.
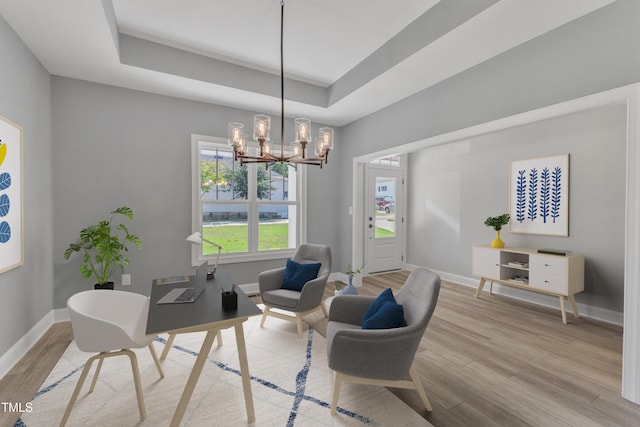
[16,312,431,426]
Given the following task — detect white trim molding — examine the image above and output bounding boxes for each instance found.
[622,88,640,403]
[0,311,54,380]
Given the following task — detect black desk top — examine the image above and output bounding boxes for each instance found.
[146,270,262,335]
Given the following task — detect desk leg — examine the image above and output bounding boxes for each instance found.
[161,333,177,361]
[234,323,256,423]
[475,278,487,298]
[170,328,218,427]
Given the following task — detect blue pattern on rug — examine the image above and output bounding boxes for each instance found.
[16,328,376,426]
[154,329,375,425]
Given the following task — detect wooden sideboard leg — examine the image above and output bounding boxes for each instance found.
[475,278,487,298]
[489,281,494,295]
[559,296,568,324]
[568,295,580,318]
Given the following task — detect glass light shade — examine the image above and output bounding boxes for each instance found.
[254,114,271,141]
[228,123,244,146]
[290,141,302,158]
[295,118,311,143]
[236,135,247,154]
[318,127,334,151]
[315,139,325,157]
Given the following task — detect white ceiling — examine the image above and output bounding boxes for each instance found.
[0,0,615,126]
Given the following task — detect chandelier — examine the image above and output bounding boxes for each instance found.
[228,1,334,169]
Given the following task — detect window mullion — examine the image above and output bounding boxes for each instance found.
[248,164,258,253]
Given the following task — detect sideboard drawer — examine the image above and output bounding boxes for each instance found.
[530,273,567,294]
[530,255,567,276]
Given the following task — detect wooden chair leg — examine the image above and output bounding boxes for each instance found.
[88,355,104,393]
[295,313,304,338]
[148,343,165,379]
[409,366,432,412]
[60,353,100,427]
[124,349,146,421]
[260,307,270,327]
[331,371,343,415]
[321,303,328,317]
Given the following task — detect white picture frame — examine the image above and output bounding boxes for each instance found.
[509,154,569,236]
[0,115,23,274]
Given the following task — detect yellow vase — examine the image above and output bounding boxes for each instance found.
[491,230,505,248]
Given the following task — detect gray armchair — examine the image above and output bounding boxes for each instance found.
[259,243,332,338]
[326,267,440,414]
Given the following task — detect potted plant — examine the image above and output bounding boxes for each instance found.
[484,213,510,248]
[64,206,142,289]
[341,263,364,295]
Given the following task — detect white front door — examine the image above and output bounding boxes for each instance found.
[366,166,404,273]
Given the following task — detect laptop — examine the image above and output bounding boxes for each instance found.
[156,262,208,304]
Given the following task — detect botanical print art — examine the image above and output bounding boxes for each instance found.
[509,154,569,236]
[0,115,23,274]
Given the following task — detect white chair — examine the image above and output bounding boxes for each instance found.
[61,290,164,426]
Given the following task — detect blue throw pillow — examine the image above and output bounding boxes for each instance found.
[361,288,395,321]
[281,259,321,292]
[362,288,405,329]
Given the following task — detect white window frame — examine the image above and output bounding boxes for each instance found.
[191,134,307,266]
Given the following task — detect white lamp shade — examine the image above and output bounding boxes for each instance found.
[186,232,203,244]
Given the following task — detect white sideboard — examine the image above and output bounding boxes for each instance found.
[471,246,585,324]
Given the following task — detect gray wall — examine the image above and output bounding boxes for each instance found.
[51,77,340,308]
[407,105,626,312]
[0,16,53,356]
[335,0,640,312]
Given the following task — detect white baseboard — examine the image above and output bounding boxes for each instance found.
[0,311,55,380]
[405,264,623,326]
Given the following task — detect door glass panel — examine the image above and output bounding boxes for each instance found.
[374,177,396,238]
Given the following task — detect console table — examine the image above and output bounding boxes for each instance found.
[471,246,584,324]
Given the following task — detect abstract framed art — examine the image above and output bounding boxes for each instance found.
[509,154,569,236]
[0,115,23,274]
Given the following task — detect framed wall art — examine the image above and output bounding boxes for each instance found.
[0,115,23,274]
[509,153,569,236]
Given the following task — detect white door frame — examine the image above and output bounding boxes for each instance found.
[364,164,406,274]
[351,83,640,404]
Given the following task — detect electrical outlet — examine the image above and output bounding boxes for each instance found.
[122,274,131,286]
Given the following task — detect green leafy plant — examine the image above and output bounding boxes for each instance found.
[64,207,142,285]
[484,213,510,231]
[346,263,365,277]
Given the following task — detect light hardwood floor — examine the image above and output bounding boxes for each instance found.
[2,271,639,426]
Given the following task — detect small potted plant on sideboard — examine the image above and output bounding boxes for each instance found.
[64,206,142,289]
[484,213,510,248]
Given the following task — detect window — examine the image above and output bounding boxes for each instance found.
[191,135,305,264]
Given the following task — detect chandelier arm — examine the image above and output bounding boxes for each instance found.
[280,1,285,157]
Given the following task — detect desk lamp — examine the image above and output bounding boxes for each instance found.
[186,232,222,280]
